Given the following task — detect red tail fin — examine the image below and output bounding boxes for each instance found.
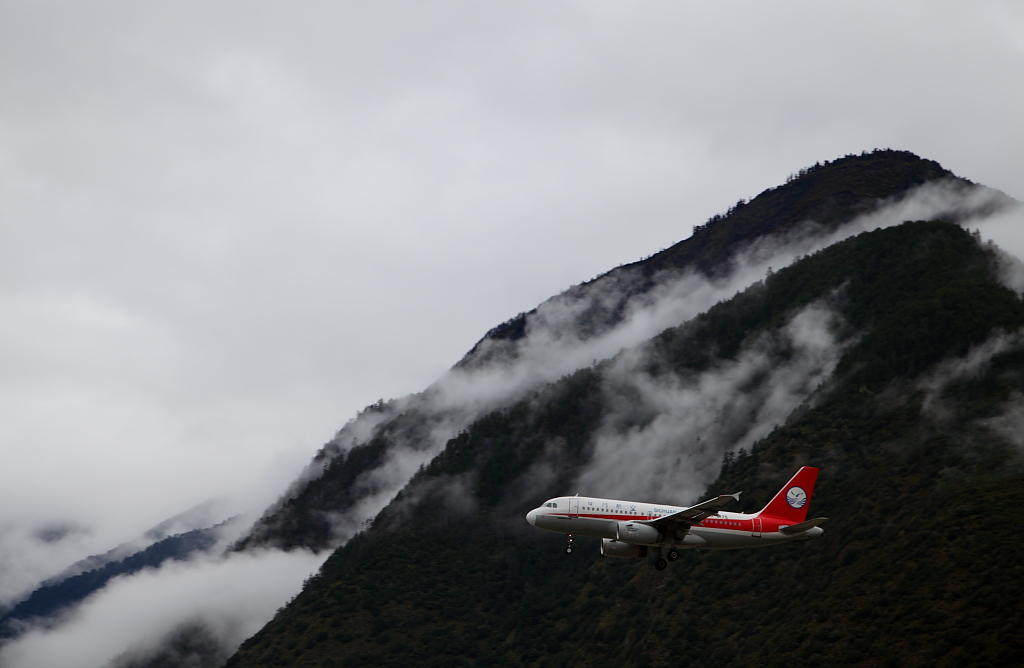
[756,467,819,523]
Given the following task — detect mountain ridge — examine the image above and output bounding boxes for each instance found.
[460,149,962,364]
[234,149,1007,557]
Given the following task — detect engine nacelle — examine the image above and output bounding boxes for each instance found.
[613,521,660,545]
[601,539,649,559]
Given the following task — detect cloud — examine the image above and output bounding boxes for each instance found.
[0,525,95,612]
[918,329,1024,421]
[982,392,1024,453]
[0,499,237,612]
[911,326,1024,453]
[0,440,308,612]
[974,202,1024,293]
[575,303,846,505]
[0,549,325,668]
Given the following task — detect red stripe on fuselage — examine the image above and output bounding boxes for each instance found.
[561,513,776,533]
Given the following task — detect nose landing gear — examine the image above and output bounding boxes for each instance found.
[565,534,574,555]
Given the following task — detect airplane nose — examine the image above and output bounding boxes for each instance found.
[526,509,538,526]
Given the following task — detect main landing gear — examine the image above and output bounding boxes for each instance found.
[654,547,680,571]
[565,534,574,555]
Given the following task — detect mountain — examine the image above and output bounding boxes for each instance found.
[225,214,1024,667]
[460,148,964,360]
[234,150,1005,556]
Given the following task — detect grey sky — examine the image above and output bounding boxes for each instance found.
[2,0,1023,600]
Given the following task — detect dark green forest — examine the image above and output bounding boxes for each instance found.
[227,222,1024,668]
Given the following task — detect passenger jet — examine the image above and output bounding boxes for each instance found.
[526,466,826,571]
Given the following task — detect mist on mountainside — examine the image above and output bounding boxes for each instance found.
[0,518,250,642]
[576,303,846,505]
[1,549,324,668]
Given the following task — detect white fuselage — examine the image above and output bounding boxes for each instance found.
[525,495,822,549]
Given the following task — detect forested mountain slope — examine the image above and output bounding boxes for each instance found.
[235,150,1006,556]
[228,221,1024,667]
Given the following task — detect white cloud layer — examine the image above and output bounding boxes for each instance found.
[577,303,845,505]
[0,549,325,668]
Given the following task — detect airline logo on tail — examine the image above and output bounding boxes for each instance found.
[756,466,819,525]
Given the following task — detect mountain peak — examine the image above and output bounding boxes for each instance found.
[460,149,961,364]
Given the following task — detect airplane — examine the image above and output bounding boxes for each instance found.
[525,466,826,571]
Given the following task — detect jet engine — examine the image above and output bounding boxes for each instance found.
[613,521,659,545]
[601,539,649,558]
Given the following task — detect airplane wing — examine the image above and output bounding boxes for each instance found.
[640,492,741,527]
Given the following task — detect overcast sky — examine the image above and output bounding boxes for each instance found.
[2,0,1023,589]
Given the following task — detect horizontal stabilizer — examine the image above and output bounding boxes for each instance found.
[779,517,828,535]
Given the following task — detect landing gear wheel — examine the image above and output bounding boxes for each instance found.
[655,558,668,571]
[667,549,680,562]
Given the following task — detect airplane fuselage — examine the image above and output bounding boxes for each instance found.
[526,495,823,549]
